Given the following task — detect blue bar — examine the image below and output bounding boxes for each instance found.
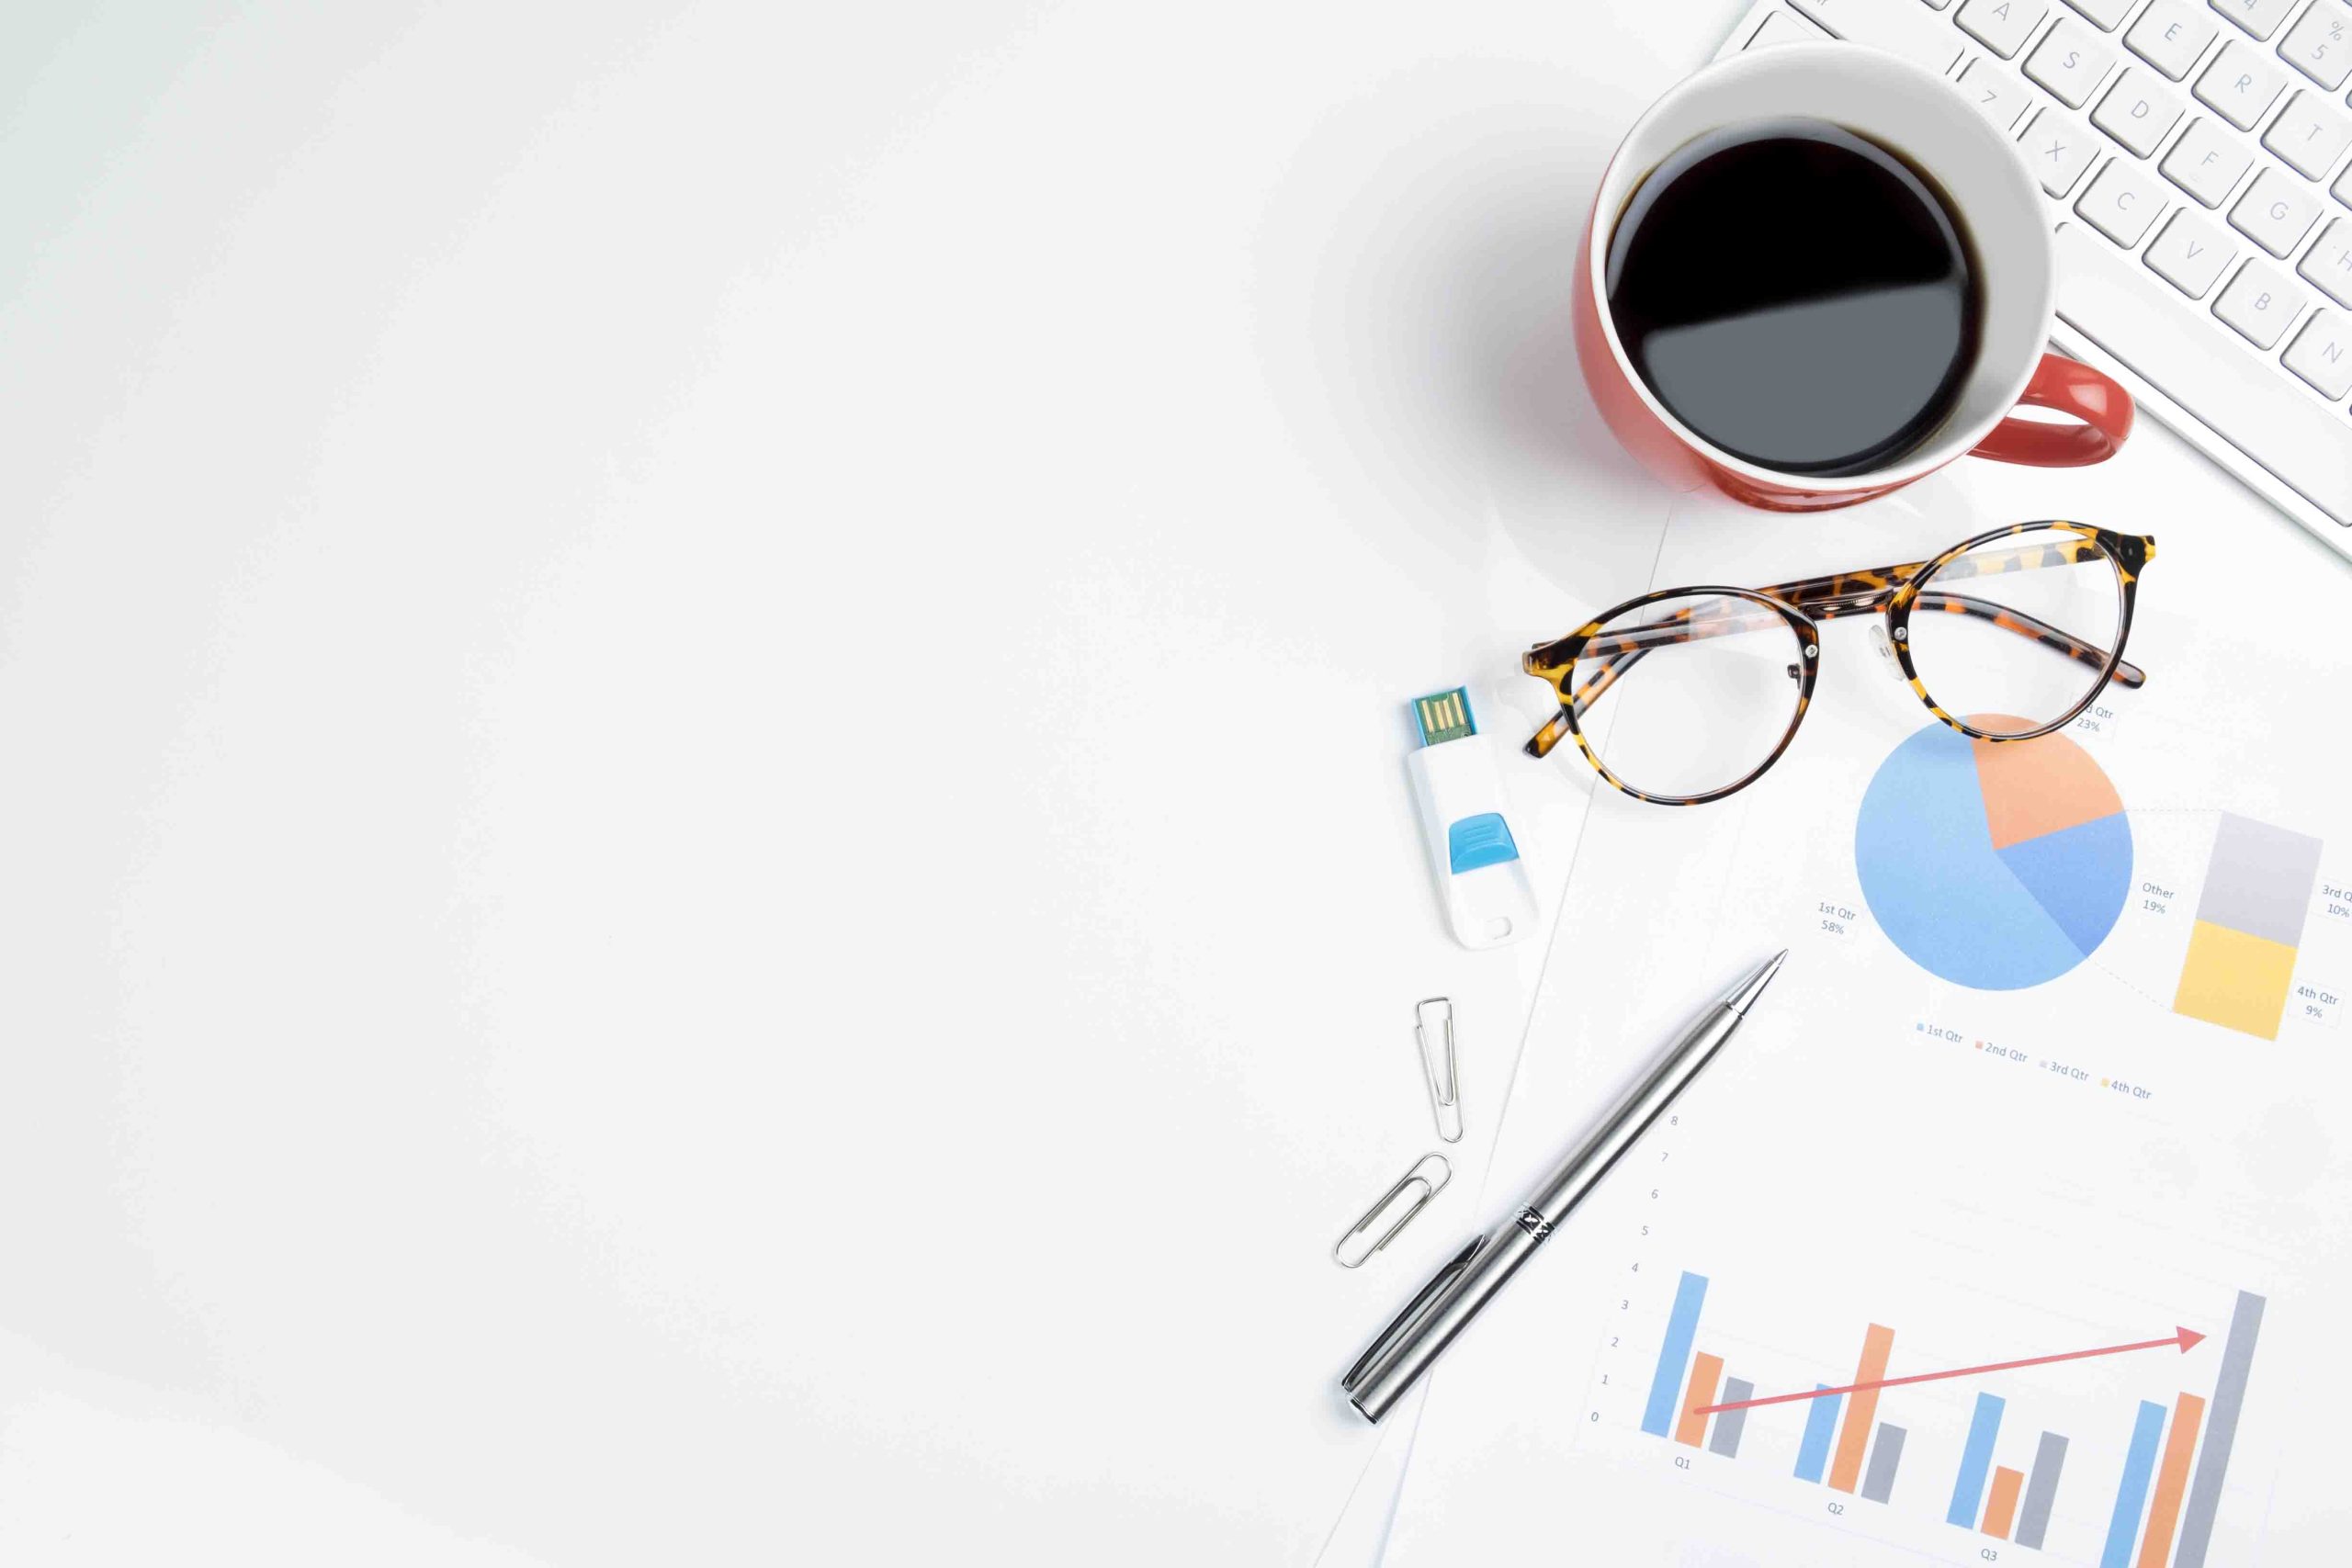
[2100,1401,2168,1568]
[1640,1272,1709,1437]
[1794,1386,1842,1482]
[1947,1393,2007,1527]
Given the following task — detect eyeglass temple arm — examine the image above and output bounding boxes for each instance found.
[1764,537,2106,604]
[1525,641,1663,758]
[1521,585,2143,759]
[1908,591,2146,689]
[1521,597,1741,755]
[1764,557,2147,688]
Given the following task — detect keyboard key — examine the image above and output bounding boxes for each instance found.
[2214,254,2309,344]
[1745,9,1833,47]
[2026,107,2106,193]
[1959,0,2052,57]
[2147,209,2242,292]
[2278,1,2352,89]
[1958,58,2038,129]
[2208,0,2295,41]
[2057,224,2352,525]
[2066,0,2134,26]
[2264,90,2352,177]
[2030,17,2124,103]
[2284,309,2352,395]
[2094,68,2188,152]
[2196,39,2290,128]
[2230,165,2324,252]
[1790,0,1966,70]
[1923,0,1957,10]
[2126,0,2221,79]
[2078,155,2171,242]
[2164,116,2257,202]
[2298,217,2352,304]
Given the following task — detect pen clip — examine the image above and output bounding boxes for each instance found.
[1341,1232,1486,1394]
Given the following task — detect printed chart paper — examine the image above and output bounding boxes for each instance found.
[1377,480,2352,1568]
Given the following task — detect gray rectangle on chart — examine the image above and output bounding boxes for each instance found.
[2015,1430,2068,1550]
[1860,1422,1905,1504]
[2195,814,2324,946]
[2175,1290,2267,1568]
[1709,1378,1752,1457]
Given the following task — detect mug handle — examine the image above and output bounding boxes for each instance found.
[1968,352,2134,468]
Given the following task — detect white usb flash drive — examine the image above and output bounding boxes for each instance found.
[1406,687,1537,950]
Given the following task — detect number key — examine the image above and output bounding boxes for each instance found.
[2278,1,2352,90]
[2208,0,2296,43]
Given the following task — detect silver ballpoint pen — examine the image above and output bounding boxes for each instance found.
[1341,950,1787,1423]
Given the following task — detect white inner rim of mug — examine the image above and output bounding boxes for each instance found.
[1589,44,2055,492]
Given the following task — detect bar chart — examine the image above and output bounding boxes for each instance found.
[1638,1271,2266,1565]
[1943,1392,2070,1550]
[2100,1292,2265,1568]
[2171,815,2324,1040]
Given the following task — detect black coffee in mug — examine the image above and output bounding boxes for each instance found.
[1604,118,1982,479]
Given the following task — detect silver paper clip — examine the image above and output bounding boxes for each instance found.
[1332,1153,1452,1269]
[1415,997,1463,1144]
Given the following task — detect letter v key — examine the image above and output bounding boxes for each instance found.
[2146,211,2238,299]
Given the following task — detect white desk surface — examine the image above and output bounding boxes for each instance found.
[8,2,2337,1563]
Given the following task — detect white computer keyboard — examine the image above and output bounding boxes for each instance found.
[1716,0,2352,561]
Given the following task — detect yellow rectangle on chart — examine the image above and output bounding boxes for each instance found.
[2172,920,2299,1040]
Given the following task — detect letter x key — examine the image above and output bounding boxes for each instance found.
[2027,109,2101,197]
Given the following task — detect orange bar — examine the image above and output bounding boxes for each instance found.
[2136,1393,2206,1568]
[1674,1352,1724,1447]
[1827,1325,1895,1492]
[1982,1466,2025,1540]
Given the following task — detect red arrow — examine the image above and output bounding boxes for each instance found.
[1695,1325,2206,1416]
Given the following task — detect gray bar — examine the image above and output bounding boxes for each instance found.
[2175,1290,2267,1568]
[1860,1422,1905,1504]
[2015,1430,2069,1550]
[1709,1378,1753,1457]
[2195,815,2324,946]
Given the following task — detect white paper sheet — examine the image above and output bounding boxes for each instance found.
[1378,452,2352,1567]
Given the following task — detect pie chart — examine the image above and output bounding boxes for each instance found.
[1854,716,2132,990]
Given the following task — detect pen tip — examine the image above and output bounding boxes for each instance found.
[1720,950,1787,1016]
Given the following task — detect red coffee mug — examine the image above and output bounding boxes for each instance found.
[1577,45,2132,512]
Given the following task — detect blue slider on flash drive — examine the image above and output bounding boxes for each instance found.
[1447,812,1521,874]
[1407,687,1537,949]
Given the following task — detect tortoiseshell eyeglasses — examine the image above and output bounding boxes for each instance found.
[1521,522,2156,806]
